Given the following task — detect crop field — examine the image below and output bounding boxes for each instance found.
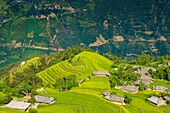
[37,76,126,113]
[0,108,23,113]
[37,51,113,86]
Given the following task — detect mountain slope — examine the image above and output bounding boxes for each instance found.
[0,0,170,67]
[37,51,113,85]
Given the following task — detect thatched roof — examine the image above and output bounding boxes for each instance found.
[135,67,156,74]
[102,92,110,96]
[92,70,110,76]
[140,75,153,81]
[147,96,166,106]
[134,80,150,86]
[107,95,124,103]
[122,85,139,93]
[6,100,31,111]
[34,95,54,104]
[152,86,168,92]
[134,80,140,85]
[141,80,150,86]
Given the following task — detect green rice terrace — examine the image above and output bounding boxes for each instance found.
[37,51,113,86]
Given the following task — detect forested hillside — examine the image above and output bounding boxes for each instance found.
[0,0,170,66]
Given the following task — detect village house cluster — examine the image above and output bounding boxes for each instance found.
[97,66,169,107]
[5,95,54,111]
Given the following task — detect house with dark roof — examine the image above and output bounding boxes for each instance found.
[107,95,125,104]
[152,86,168,92]
[121,85,139,93]
[6,100,31,111]
[34,95,54,104]
[147,96,166,106]
[92,70,110,77]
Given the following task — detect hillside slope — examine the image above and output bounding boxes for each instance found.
[37,51,113,85]
[0,0,170,67]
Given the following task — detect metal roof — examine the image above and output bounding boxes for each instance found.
[140,75,153,81]
[147,96,166,106]
[34,95,54,104]
[122,85,139,92]
[6,100,31,110]
[102,92,110,96]
[107,95,124,103]
[152,86,168,92]
[92,70,110,76]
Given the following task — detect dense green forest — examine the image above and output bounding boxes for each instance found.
[0,0,170,67]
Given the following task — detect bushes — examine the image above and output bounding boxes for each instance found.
[139,83,146,91]
[53,74,78,91]
[124,94,132,104]
[28,108,38,113]
[0,93,12,105]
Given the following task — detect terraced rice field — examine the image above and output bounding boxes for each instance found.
[37,51,113,85]
[37,77,127,113]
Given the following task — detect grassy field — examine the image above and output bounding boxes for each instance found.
[37,51,113,86]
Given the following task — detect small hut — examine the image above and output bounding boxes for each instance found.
[92,70,110,77]
[34,95,54,104]
[6,100,31,111]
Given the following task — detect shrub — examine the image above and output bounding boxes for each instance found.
[124,95,132,104]
[28,97,36,104]
[28,108,38,113]
[139,83,146,91]
[110,91,117,95]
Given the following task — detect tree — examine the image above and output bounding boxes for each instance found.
[17,83,32,96]
[110,80,116,88]
[139,83,146,91]
[124,95,132,104]
[53,74,77,91]
[132,52,152,66]
[0,93,12,105]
